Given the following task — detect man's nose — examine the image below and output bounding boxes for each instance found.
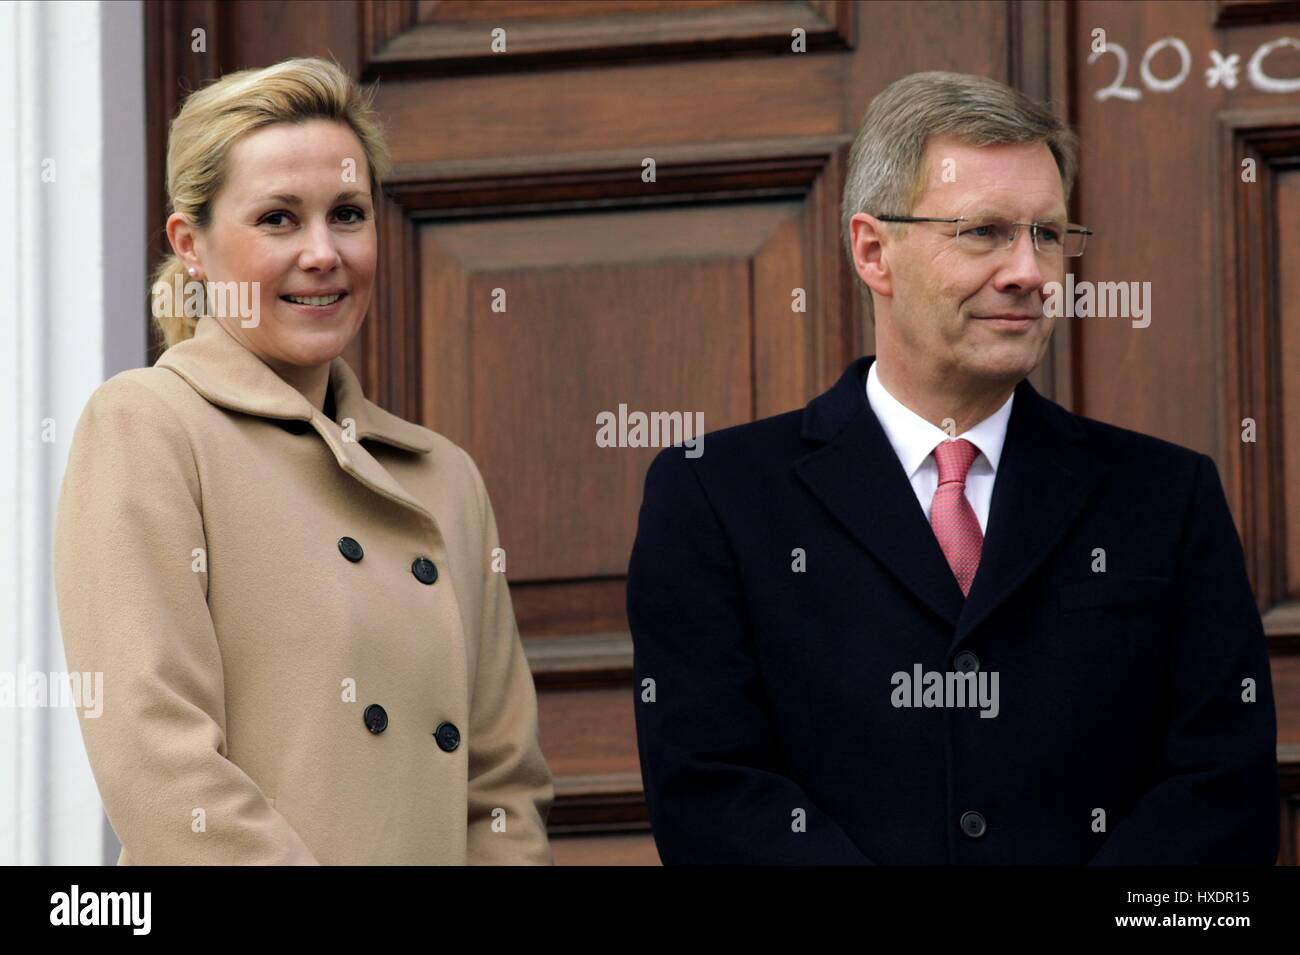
[994,228,1046,291]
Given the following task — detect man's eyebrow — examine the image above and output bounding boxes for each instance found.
[966,207,1067,222]
[255,190,368,205]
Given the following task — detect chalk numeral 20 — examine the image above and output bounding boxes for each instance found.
[1090,37,1191,101]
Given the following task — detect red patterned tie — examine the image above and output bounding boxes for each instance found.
[931,438,984,597]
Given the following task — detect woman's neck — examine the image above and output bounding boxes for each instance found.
[211,318,333,413]
[267,359,331,414]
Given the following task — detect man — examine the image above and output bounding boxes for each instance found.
[627,71,1279,864]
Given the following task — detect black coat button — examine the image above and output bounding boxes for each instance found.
[960,810,987,838]
[434,722,460,752]
[278,418,311,435]
[338,536,364,563]
[363,704,388,734]
[411,557,438,585]
[953,650,980,673]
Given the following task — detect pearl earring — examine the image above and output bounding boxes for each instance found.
[188,266,198,276]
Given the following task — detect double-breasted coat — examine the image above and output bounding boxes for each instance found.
[53,315,554,865]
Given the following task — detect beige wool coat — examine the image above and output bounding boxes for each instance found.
[53,315,554,865]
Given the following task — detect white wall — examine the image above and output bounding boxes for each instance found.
[0,0,146,865]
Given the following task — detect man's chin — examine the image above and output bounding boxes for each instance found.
[963,343,1044,383]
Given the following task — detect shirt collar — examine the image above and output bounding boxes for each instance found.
[156,315,434,453]
[865,358,1014,478]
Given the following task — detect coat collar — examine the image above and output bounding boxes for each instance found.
[157,315,434,453]
[157,316,439,528]
[795,355,1109,650]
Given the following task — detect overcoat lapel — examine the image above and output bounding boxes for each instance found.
[794,356,1109,645]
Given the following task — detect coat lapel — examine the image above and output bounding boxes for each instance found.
[955,367,1108,646]
[794,356,1109,643]
[156,317,439,526]
[795,357,966,628]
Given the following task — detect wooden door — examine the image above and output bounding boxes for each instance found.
[145,0,1299,864]
[1071,0,1300,862]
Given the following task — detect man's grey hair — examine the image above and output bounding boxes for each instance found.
[841,71,1079,278]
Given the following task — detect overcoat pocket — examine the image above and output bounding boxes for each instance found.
[1058,576,1170,613]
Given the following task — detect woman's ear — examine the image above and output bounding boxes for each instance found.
[166,212,203,277]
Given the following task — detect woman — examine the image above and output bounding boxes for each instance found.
[53,57,554,864]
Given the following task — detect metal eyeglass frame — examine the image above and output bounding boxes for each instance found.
[872,214,1093,257]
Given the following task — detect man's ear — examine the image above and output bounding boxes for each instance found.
[850,212,894,299]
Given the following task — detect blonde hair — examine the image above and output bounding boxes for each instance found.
[151,57,391,349]
[841,71,1078,309]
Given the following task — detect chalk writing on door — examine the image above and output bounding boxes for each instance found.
[1089,34,1300,100]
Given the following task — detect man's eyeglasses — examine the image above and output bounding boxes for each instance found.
[873,215,1092,258]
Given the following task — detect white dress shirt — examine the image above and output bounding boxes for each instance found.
[865,359,1014,535]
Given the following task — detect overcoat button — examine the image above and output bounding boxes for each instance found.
[363,704,389,734]
[960,810,987,838]
[338,536,364,563]
[953,650,980,673]
[278,418,311,435]
[434,722,460,752]
[411,557,438,585]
